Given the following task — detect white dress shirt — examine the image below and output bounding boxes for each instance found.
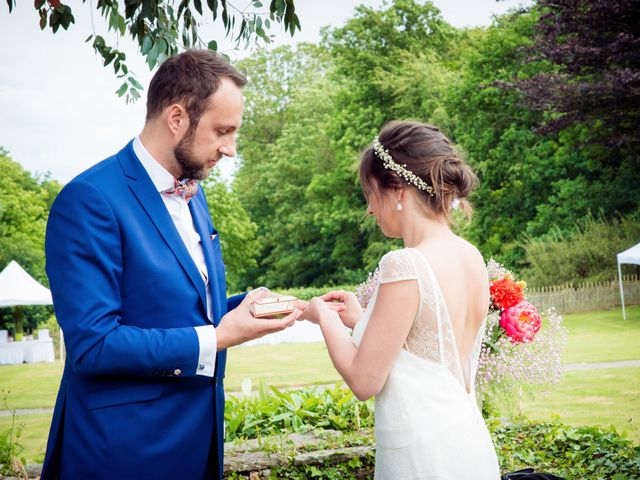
[133,137,217,377]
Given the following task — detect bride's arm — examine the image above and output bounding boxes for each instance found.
[306,279,419,400]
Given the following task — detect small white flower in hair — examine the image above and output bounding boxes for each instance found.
[451,198,460,210]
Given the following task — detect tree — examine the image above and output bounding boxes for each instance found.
[516,0,640,146]
[0,148,60,335]
[233,44,342,288]
[201,173,260,292]
[5,0,300,101]
[505,0,640,251]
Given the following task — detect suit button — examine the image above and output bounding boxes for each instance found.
[174,368,182,376]
[198,363,205,371]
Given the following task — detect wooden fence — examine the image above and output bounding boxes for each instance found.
[527,275,640,315]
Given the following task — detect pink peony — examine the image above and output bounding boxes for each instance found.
[499,301,542,343]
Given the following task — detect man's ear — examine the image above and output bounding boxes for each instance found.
[167,104,188,136]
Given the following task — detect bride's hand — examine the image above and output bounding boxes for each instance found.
[320,290,362,329]
[301,297,335,325]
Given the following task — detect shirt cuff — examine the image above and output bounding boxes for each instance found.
[194,325,216,377]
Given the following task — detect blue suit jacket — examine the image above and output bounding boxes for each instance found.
[41,141,244,479]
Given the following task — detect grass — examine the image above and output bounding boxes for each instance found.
[0,413,51,465]
[0,362,63,410]
[226,342,340,391]
[561,305,640,364]
[520,367,640,440]
[0,305,638,463]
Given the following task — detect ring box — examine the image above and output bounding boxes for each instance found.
[251,295,297,318]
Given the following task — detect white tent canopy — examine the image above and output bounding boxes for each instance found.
[0,260,52,307]
[617,243,640,320]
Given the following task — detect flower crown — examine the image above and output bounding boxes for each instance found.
[373,136,434,196]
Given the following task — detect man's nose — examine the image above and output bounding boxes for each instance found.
[219,136,237,157]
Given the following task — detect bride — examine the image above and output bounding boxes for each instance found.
[301,121,501,479]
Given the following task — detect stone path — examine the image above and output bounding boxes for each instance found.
[2,359,639,418]
[563,359,640,371]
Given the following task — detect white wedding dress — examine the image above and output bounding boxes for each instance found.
[352,248,501,479]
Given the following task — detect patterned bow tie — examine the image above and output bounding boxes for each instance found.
[161,178,199,203]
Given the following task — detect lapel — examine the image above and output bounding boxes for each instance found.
[189,195,224,326]
[116,141,208,313]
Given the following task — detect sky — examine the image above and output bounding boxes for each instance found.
[0,0,529,184]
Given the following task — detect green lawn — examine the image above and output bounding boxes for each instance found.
[0,362,63,410]
[226,342,340,391]
[520,367,640,440]
[1,305,638,463]
[0,413,51,465]
[561,305,640,364]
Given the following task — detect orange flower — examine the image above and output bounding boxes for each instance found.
[490,274,525,310]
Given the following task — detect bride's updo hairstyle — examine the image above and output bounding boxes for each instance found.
[360,121,477,222]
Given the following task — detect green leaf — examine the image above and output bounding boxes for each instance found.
[194,0,203,15]
[128,76,143,90]
[146,43,159,69]
[208,0,218,20]
[156,38,168,54]
[116,82,128,97]
[84,34,93,43]
[207,40,218,51]
[118,14,126,36]
[34,0,45,9]
[274,0,285,16]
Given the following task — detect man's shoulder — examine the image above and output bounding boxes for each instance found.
[53,141,136,207]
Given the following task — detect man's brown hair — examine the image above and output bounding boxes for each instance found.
[146,49,247,132]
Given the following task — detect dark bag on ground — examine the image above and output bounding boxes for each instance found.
[502,467,565,480]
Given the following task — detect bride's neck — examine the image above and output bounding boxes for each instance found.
[401,211,452,248]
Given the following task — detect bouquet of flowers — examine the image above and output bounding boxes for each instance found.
[354,258,567,416]
[355,268,380,309]
[476,260,567,415]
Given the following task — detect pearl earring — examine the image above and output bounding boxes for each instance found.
[396,202,403,211]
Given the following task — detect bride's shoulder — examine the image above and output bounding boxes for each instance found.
[378,248,412,266]
[378,248,415,279]
[456,238,488,280]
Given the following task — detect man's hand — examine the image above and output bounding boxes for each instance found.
[216,290,301,350]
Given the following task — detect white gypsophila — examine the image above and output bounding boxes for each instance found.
[373,137,434,196]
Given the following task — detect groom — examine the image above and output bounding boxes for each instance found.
[41,50,299,479]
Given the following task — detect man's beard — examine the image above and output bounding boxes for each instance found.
[174,131,212,180]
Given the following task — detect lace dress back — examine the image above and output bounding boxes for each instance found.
[353,248,500,479]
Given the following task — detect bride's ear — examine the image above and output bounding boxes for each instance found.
[395,187,404,203]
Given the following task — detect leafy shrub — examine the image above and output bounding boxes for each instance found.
[37,315,62,360]
[0,391,26,477]
[225,384,374,442]
[520,213,640,287]
[493,419,640,479]
[224,385,639,478]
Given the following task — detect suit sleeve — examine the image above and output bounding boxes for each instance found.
[46,181,200,377]
[226,293,246,311]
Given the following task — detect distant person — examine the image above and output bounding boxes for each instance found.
[42,49,301,479]
[302,121,501,479]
